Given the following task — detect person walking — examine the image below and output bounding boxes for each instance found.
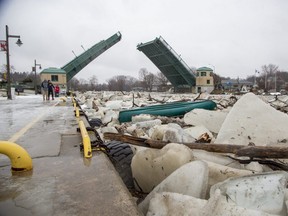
[41,79,48,101]
[47,80,55,100]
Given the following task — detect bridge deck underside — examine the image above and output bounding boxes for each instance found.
[137,37,195,88]
[62,32,122,82]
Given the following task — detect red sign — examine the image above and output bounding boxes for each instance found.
[0,40,7,51]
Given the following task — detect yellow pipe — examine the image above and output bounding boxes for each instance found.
[0,141,33,172]
[78,120,92,158]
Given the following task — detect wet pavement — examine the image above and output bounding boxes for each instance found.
[0,94,141,215]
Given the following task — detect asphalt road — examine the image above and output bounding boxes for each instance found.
[0,94,141,215]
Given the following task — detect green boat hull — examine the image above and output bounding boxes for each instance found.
[118,100,217,123]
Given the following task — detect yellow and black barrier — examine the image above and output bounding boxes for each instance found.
[75,107,80,118]
[78,120,92,158]
[73,97,92,158]
[0,141,33,172]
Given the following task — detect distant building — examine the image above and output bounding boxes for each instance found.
[221,79,253,92]
[40,67,67,92]
[195,67,214,93]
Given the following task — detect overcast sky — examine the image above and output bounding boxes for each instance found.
[0,0,287,83]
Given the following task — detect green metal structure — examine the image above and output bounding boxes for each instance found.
[62,32,122,82]
[137,36,196,89]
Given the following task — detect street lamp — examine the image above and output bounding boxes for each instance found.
[33,59,41,94]
[4,25,23,99]
[275,71,277,92]
[254,70,260,86]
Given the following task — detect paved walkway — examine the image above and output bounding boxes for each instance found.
[0,94,141,215]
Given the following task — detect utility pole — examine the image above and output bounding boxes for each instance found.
[4,25,23,99]
[33,59,41,94]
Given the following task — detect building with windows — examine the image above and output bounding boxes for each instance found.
[221,79,253,92]
[195,67,214,93]
[40,67,67,93]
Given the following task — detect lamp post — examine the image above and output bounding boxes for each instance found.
[254,70,260,86]
[265,71,268,92]
[33,59,41,94]
[275,71,277,92]
[5,25,23,99]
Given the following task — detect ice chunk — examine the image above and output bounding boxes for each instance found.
[184,109,227,133]
[210,171,288,215]
[215,93,288,146]
[131,143,194,193]
[202,189,278,216]
[138,160,209,215]
[147,192,207,216]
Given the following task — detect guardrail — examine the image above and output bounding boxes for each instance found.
[73,97,92,158]
[0,141,33,172]
[78,120,92,158]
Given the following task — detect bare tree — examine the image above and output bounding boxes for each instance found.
[139,68,149,81]
[146,73,156,91]
[68,77,80,91]
[116,75,126,91]
[107,75,131,91]
[89,75,98,90]
[139,68,156,91]
[156,71,169,91]
[212,73,222,89]
[78,78,89,91]
[125,76,138,91]
[107,78,117,91]
[156,71,168,85]
[261,64,279,91]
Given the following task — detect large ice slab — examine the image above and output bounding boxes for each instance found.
[215,93,288,146]
[147,192,207,216]
[131,143,193,193]
[138,160,209,215]
[210,171,288,215]
[184,109,228,133]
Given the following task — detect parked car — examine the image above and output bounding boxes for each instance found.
[15,85,24,93]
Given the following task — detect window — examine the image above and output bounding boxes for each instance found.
[51,75,58,82]
[201,72,206,76]
[207,80,210,84]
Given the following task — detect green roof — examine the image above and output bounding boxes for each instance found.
[40,67,66,74]
[197,67,213,71]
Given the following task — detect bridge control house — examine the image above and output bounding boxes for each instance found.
[195,67,214,94]
[40,67,67,93]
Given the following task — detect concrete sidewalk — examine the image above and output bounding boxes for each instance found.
[0,95,141,215]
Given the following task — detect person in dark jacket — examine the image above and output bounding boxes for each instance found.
[41,79,48,101]
[47,80,55,100]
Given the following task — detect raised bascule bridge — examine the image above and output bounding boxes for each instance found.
[41,32,195,93]
[137,36,196,92]
[62,32,122,82]
[40,32,122,83]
